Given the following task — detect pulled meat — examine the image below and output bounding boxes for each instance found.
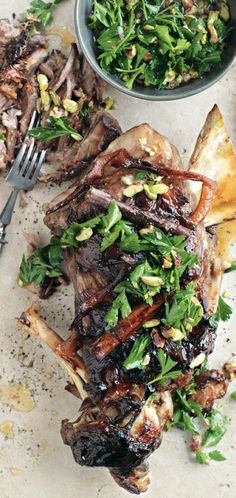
[0,20,121,179]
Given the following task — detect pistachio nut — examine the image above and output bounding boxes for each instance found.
[75,227,93,242]
[141,275,164,287]
[139,225,154,236]
[189,353,206,369]
[50,91,60,107]
[122,184,143,197]
[37,73,48,92]
[162,258,173,269]
[41,90,51,112]
[121,175,134,186]
[63,99,78,113]
[143,319,160,328]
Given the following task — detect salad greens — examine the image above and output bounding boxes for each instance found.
[89,0,231,89]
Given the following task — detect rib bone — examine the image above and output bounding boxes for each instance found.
[18,305,87,400]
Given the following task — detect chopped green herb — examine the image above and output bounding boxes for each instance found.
[195,451,210,465]
[162,285,203,336]
[19,245,63,286]
[148,349,181,385]
[209,296,233,327]
[25,0,64,26]
[79,105,90,118]
[209,450,226,462]
[202,409,228,448]
[104,289,131,331]
[123,334,152,370]
[28,116,83,142]
[135,171,147,181]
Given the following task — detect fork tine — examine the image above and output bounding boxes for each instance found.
[24,149,46,182]
[6,110,39,182]
[19,142,36,176]
[30,150,46,181]
[27,110,38,132]
[24,151,39,180]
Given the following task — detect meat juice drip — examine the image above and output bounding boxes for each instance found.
[48,26,76,48]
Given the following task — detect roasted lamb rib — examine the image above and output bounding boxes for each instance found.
[19,118,232,494]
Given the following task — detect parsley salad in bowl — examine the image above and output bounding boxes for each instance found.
[75,0,236,100]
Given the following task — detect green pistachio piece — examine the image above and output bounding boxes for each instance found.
[189,353,206,369]
[50,91,60,106]
[122,184,143,197]
[140,275,164,287]
[63,99,78,113]
[41,90,51,112]
[149,183,169,194]
[37,73,48,91]
[162,258,173,269]
[207,11,219,44]
[121,175,134,186]
[143,319,160,328]
[142,353,151,367]
[144,184,157,200]
[75,227,93,242]
[139,225,155,236]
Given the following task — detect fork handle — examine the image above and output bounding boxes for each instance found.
[0,187,19,227]
[0,187,20,252]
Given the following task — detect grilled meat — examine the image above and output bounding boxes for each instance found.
[34,122,228,492]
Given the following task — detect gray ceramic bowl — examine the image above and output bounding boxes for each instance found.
[75,0,236,101]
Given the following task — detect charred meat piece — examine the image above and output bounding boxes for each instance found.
[190,369,229,412]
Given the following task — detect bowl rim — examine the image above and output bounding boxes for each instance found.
[74,0,236,101]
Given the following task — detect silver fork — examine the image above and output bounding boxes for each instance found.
[0,111,46,252]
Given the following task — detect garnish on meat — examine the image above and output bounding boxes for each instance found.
[18,110,236,494]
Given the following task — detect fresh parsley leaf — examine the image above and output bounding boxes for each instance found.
[203,409,228,448]
[123,334,152,370]
[148,349,181,385]
[209,450,226,462]
[26,0,64,26]
[104,289,131,330]
[209,296,233,327]
[162,285,202,334]
[182,412,199,435]
[28,117,83,142]
[19,245,63,286]
[100,200,122,233]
